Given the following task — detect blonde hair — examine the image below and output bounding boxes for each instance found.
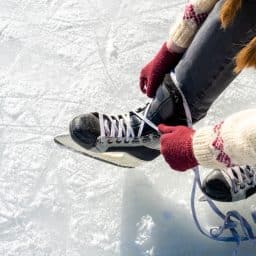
[220,0,242,29]
[220,0,256,73]
[235,37,256,73]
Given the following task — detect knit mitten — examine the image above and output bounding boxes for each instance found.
[158,124,198,171]
[140,43,181,98]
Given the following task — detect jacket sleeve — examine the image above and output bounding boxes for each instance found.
[170,0,219,50]
[192,109,256,169]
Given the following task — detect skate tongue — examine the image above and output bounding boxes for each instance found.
[129,112,142,134]
[129,106,158,136]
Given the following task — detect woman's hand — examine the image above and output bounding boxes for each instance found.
[158,124,198,171]
[140,42,181,98]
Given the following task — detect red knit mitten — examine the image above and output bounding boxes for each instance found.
[158,124,198,171]
[140,43,181,98]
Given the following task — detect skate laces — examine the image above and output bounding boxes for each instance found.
[98,103,158,144]
[224,166,256,194]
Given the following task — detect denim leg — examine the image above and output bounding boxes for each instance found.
[174,0,256,123]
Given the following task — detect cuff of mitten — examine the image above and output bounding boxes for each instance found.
[192,127,225,169]
[163,42,182,57]
[161,42,183,70]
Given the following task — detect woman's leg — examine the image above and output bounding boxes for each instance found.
[174,0,256,123]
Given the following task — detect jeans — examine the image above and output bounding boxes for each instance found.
[174,0,256,123]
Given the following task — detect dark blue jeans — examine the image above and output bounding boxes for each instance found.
[174,0,256,123]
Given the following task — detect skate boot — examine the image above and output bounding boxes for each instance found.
[69,75,185,162]
[202,165,256,202]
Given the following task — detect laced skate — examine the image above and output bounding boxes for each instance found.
[68,103,161,163]
[202,165,256,202]
[55,105,161,168]
[55,74,184,167]
[70,75,183,156]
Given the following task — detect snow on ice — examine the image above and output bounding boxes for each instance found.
[0,0,256,255]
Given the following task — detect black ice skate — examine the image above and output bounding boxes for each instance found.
[202,165,256,202]
[54,75,185,168]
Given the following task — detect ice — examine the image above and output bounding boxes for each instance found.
[1,0,256,255]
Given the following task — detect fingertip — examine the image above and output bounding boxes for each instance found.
[158,124,166,133]
[158,124,176,134]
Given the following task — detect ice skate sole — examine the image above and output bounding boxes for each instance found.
[54,134,158,168]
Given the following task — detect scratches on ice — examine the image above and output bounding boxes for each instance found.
[0,0,256,255]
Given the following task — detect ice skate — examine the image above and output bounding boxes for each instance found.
[202,165,256,202]
[55,75,184,167]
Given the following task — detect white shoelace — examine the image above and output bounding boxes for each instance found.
[98,103,159,144]
[224,166,256,194]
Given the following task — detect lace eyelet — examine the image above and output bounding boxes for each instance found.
[107,139,113,144]
[132,139,139,144]
[240,184,245,189]
[233,188,238,194]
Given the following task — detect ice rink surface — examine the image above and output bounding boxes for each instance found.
[1,0,256,255]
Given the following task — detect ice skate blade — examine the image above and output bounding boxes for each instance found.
[54,134,145,168]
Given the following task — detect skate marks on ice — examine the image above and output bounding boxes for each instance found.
[54,134,159,168]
